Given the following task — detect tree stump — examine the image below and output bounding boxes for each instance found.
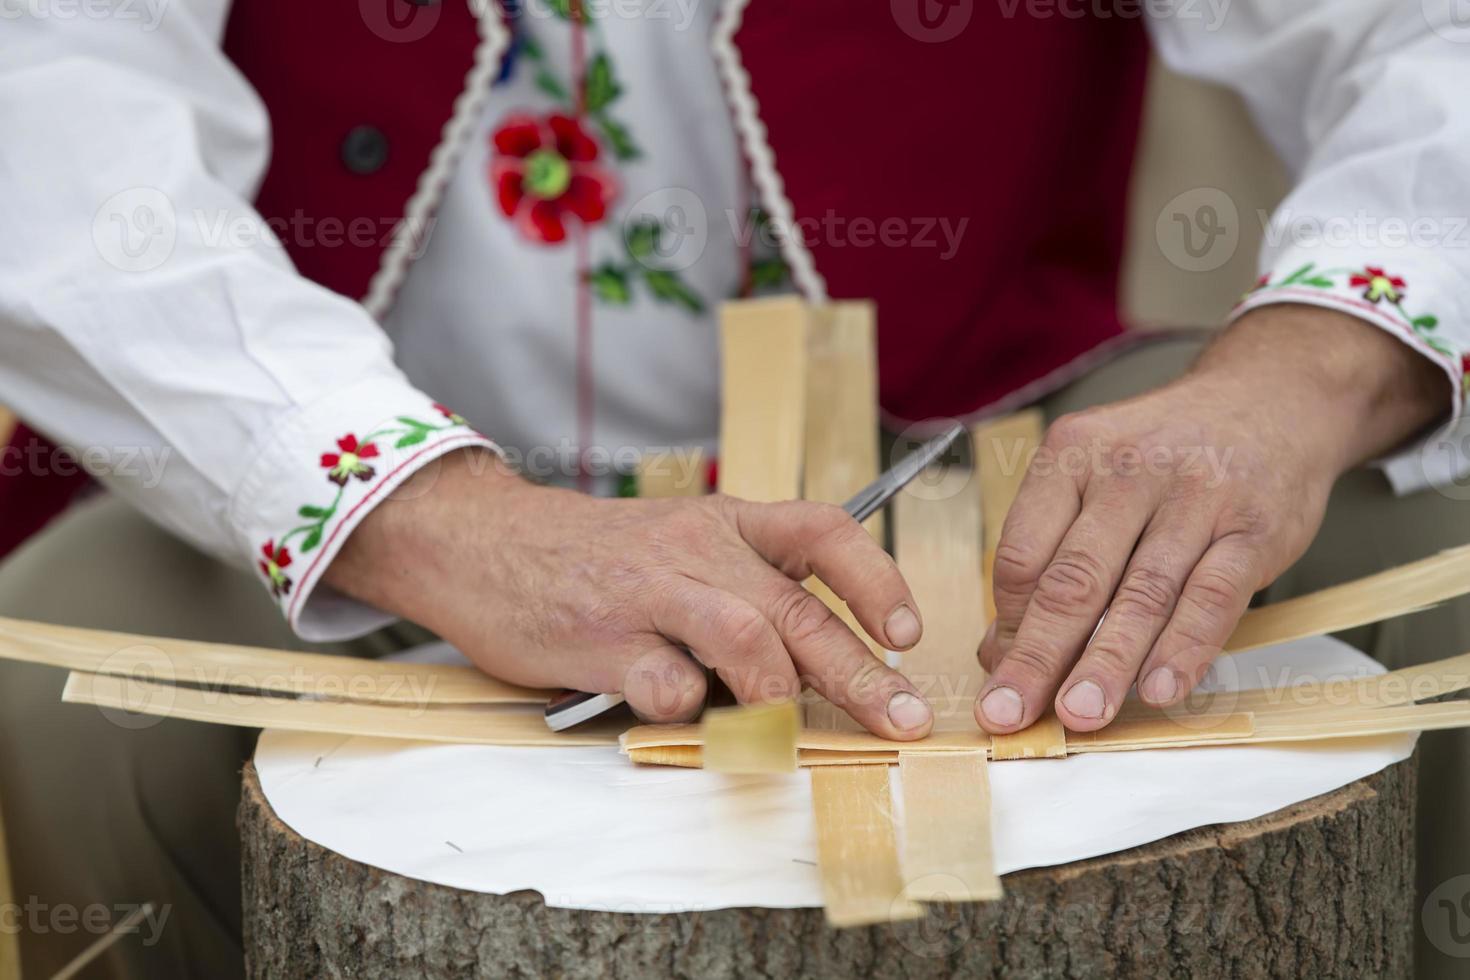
[240,754,1416,979]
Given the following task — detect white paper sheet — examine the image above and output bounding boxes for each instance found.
[254,635,1414,913]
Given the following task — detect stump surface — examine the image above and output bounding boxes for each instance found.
[240,755,1416,980]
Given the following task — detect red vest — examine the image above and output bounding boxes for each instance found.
[0,0,1147,558]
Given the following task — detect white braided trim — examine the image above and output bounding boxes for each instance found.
[711,0,828,304]
[362,1,511,320]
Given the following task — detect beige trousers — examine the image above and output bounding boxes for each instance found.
[1,333,1467,978]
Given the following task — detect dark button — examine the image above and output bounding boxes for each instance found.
[340,126,389,175]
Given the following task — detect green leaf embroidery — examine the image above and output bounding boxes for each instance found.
[1413,315,1439,331]
[589,264,632,304]
[1280,263,1316,285]
[1300,277,1334,288]
[520,35,544,60]
[298,505,330,519]
[301,527,323,553]
[750,258,789,290]
[544,0,572,18]
[596,115,640,161]
[395,430,429,449]
[643,269,705,313]
[535,70,569,102]
[584,54,621,113]
[396,416,431,430]
[624,219,659,260]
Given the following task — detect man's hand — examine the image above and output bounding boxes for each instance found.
[326,451,934,738]
[976,305,1448,733]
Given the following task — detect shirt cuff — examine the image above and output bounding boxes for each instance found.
[1229,249,1468,495]
[229,376,497,642]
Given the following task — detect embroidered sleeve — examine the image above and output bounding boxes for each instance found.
[232,378,498,641]
[1148,5,1470,494]
[1229,249,1470,495]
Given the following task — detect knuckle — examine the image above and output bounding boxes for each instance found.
[992,540,1045,593]
[711,603,771,659]
[1187,566,1245,619]
[1044,412,1090,448]
[1222,501,1272,539]
[998,643,1058,686]
[1033,549,1110,613]
[1111,565,1177,621]
[773,588,838,646]
[841,657,889,710]
[1081,640,1136,678]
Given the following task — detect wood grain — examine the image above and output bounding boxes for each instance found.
[700,700,799,774]
[0,615,544,706]
[891,464,987,732]
[1226,543,1470,653]
[800,301,884,732]
[898,751,1002,902]
[810,765,921,927]
[61,672,622,747]
[716,297,809,503]
[635,447,706,498]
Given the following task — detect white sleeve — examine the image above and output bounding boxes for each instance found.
[0,3,497,639]
[1146,2,1470,494]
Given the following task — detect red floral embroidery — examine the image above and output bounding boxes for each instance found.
[490,113,618,244]
[433,402,467,426]
[320,434,380,486]
[258,540,293,597]
[1348,267,1406,304]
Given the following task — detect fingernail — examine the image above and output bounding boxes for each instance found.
[884,605,922,649]
[979,686,1024,727]
[886,691,932,731]
[1061,680,1106,720]
[1142,667,1178,703]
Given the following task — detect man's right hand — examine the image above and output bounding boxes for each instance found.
[324,448,935,738]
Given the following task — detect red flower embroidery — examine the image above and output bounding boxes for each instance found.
[320,434,380,486]
[259,540,293,597]
[1348,267,1406,304]
[433,402,467,426]
[490,113,619,244]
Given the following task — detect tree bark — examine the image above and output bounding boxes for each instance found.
[240,754,1416,979]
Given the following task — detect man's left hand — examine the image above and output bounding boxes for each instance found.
[975,305,1448,733]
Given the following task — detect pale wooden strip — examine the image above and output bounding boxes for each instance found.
[810,765,922,927]
[701,700,799,773]
[0,787,16,980]
[801,302,883,732]
[635,448,707,498]
[717,297,809,503]
[1355,651,1470,706]
[898,751,1002,902]
[972,410,1044,625]
[1066,711,1254,750]
[989,712,1069,760]
[1226,544,1470,653]
[61,672,621,747]
[0,405,13,446]
[891,464,987,733]
[0,616,544,706]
